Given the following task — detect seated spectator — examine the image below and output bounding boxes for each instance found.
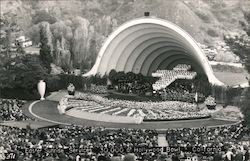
[0,99,31,121]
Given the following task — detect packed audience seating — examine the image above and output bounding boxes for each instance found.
[173,64,191,71]
[152,65,197,91]
[161,87,192,103]
[58,93,210,121]
[160,87,205,103]
[0,123,249,161]
[115,82,152,96]
[165,123,250,161]
[0,125,159,161]
[0,99,31,121]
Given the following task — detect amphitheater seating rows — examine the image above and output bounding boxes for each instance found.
[173,64,191,71]
[0,99,31,121]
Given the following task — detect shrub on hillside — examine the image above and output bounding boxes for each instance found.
[195,11,211,23]
[207,29,219,37]
[90,74,107,86]
[0,88,40,100]
[224,34,250,63]
[58,74,84,89]
[46,75,61,92]
[32,10,57,24]
[47,74,95,92]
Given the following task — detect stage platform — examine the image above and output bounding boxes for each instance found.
[21,99,240,132]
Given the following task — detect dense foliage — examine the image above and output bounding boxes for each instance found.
[241,88,250,128]
[0,55,48,99]
[32,10,57,24]
[224,34,250,71]
[90,74,107,86]
[225,12,250,127]
[2,0,250,71]
[0,56,108,99]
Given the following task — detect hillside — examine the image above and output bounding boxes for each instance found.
[1,0,250,71]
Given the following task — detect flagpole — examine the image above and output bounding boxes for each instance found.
[195,92,199,111]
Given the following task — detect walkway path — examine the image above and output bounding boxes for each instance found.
[0,120,57,129]
[46,90,68,101]
[209,61,243,68]
[158,134,168,147]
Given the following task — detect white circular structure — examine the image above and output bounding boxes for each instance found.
[84,17,223,85]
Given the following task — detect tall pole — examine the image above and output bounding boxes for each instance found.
[195,91,199,111]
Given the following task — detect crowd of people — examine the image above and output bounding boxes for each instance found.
[114,82,152,96]
[0,125,159,161]
[74,93,198,112]
[0,122,249,161]
[152,69,197,91]
[165,123,250,161]
[142,109,209,121]
[109,65,202,103]
[0,99,31,121]
[88,85,107,94]
[173,64,191,71]
[160,87,199,103]
[0,96,249,161]
[58,93,210,121]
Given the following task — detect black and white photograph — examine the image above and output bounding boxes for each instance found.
[0,0,250,160]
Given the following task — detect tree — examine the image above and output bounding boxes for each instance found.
[32,10,57,24]
[241,44,250,127]
[39,23,53,72]
[0,55,48,99]
[0,68,16,97]
[4,28,11,58]
[126,72,136,83]
[193,74,211,96]
[11,55,48,91]
[114,71,125,84]
[243,11,250,37]
[108,69,117,84]
[236,11,250,127]
[135,73,144,82]
[241,88,250,128]
[26,24,41,45]
[245,50,250,72]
